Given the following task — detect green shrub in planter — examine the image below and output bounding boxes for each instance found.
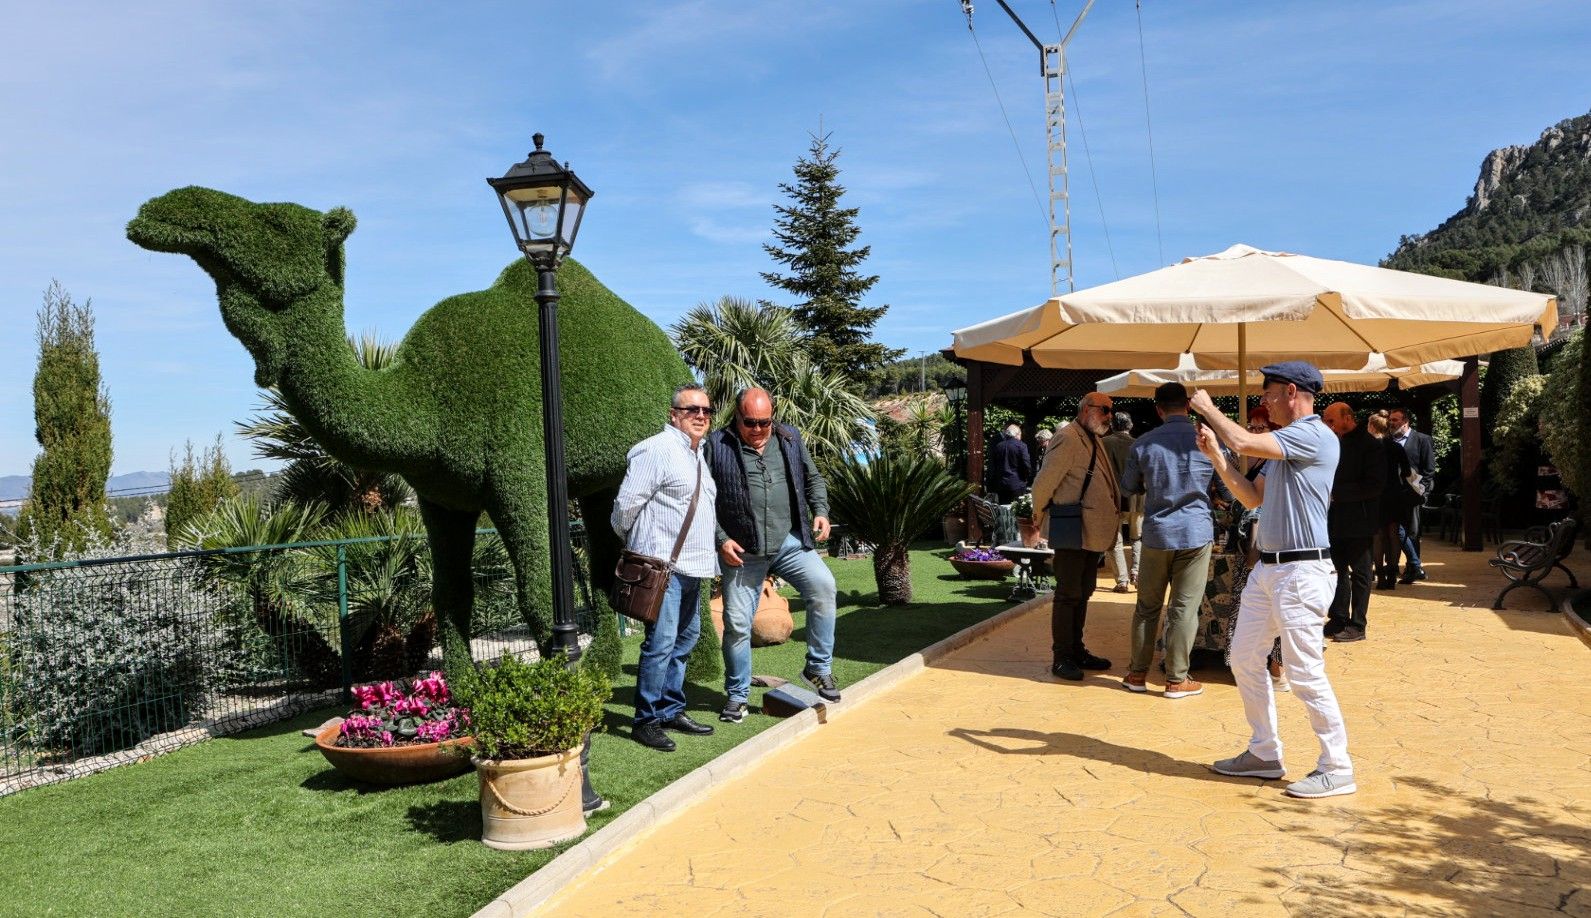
[458,656,609,761]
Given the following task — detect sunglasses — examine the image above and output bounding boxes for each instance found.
[672,405,713,417]
[739,417,774,429]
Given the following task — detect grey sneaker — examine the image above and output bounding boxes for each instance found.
[1211,750,1286,779]
[719,700,748,723]
[1285,770,1356,799]
[802,668,842,703]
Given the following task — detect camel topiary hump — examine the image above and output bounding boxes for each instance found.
[395,257,692,491]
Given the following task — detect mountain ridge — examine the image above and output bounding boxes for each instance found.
[1385,109,1591,288]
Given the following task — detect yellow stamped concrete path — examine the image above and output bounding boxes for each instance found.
[542,543,1591,917]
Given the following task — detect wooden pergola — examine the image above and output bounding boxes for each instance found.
[945,351,1487,551]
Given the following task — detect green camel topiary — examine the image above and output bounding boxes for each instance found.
[127,186,691,681]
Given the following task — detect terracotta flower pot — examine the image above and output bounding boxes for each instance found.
[313,723,474,785]
[942,512,968,547]
[1017,518,1042,548]
[475,747,586,850]
[709,578,794,646]
[949,557,1015,580]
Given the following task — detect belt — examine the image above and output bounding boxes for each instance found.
[1258,548,1331,565]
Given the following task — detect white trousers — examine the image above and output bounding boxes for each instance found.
[1231,558,1352,774]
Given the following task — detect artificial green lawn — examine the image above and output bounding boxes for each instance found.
[0,545,1014,918]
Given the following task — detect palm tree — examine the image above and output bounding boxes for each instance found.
[672,296,875,458]
[177,495,341,686]
[824,451,972,604]
[301,509,434,681]
[236,332,413,514]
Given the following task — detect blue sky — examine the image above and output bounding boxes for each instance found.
[2,0,1587,478]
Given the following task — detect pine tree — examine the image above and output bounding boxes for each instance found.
[15,281,113,557]
[762,132,903,386]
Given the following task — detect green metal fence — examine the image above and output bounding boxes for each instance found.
[0,524,598,795]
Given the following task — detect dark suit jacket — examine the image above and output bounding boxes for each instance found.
[1329,425,1386,539]
[1397,429,1436,498]
[988,435,1033,501]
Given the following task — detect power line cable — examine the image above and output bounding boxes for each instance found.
[1135,0,1165,265]
[965,18,1050,231]
[1065,69,1120,280]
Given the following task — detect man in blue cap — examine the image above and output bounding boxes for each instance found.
[1190,361,1355,799]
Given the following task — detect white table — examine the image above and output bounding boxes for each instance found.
[994,543,1053,601]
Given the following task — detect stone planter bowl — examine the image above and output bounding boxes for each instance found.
[950,557,1015,580]
[314,723,475,786]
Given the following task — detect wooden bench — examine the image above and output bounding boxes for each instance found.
[1489,517,1579,610]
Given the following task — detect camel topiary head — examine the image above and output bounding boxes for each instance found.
[128,186,356,387]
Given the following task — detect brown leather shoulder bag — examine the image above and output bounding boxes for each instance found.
[611,455,703,624]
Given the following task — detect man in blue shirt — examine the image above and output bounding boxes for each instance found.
[1191,362,1355,800]
[612,383,721,752]
[1120,383,1216,699]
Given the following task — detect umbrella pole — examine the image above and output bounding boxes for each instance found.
[1237,324,1248,474]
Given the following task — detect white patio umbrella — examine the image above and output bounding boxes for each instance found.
[952,244,1557,371]
[1096,353,1465,399]
[952,243,1556,423]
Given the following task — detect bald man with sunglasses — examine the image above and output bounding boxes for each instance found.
[707,388,838,723]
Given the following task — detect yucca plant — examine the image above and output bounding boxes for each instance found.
[824,451,972,604]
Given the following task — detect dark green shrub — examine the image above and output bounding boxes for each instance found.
[686,592,722,682]
[7,539,227,757]
[457,655,609,760]
[580,612,623,681]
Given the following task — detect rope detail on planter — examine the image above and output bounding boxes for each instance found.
[483,772,578,817]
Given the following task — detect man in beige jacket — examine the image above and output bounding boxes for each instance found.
[1033,392,1122,680]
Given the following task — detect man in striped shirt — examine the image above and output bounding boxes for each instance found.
[612,383,720,752]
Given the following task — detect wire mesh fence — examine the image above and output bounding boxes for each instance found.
[0,523,600,795]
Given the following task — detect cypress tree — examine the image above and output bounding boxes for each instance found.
[1479,346,1538,442]
[15,281,113,557]
[762,132,903,387]
[1479,345,1540,499]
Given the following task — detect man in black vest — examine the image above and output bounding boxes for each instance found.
[1322,403,1384,642]
[708,388,839,724]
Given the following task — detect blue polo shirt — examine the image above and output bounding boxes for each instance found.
[1256,414,1338,553]
[1121,414,1216,550]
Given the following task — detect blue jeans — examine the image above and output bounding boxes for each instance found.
[1396,507,1423,572]
[633,572,702,726]
[721,532,836,704]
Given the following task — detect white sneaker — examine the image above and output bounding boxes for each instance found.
[1285,770,1356,798]
[1272,672,1291,693]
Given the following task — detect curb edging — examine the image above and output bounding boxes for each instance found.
[476,590,1052,917]
[1558,588,1591,650]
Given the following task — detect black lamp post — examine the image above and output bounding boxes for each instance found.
[488,133,593,664]
[489,135,603,813]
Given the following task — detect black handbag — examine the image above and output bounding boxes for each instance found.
[1047,436,1099,550]
[611,457,702,624]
